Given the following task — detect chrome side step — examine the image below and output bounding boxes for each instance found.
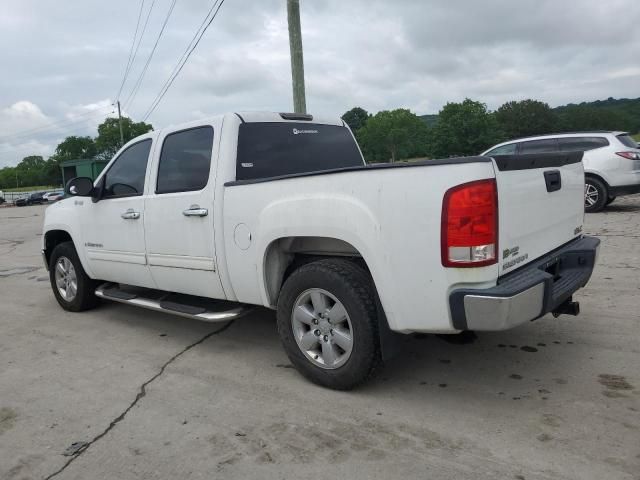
[95,283,252,323]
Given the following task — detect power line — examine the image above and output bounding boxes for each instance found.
[0,107,114,143]
[118,0,157,103]
[142,0,226,121]
[123,0,178,111]
[114,0,146,102]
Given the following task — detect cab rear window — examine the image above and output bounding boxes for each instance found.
[236,122,363,181]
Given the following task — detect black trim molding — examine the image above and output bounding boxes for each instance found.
[225,156,493,187]
[491,152,583,171]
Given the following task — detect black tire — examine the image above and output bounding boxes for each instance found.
[276,258,382,390]
[49,241,100,312]
[606,196,616,206]
[584,177,608,213]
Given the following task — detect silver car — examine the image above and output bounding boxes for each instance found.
[483,131,640,213]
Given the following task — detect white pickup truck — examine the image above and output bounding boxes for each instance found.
[42,112,600,389]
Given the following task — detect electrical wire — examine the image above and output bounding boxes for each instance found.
[123,0,178,111]
[114,0,146,102]
[117,0,157,103]
[142,0,226,121]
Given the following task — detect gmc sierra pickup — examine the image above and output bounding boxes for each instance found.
[42,111,599,390]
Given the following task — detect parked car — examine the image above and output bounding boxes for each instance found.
[44,191,64,202]
[15,192,46,206]
[0,190,4,204]
[42,112,599,390]
[483,131,640,213]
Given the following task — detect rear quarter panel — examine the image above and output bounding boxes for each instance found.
[221,161,498,333]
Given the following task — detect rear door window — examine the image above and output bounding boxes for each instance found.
[156,126,214,194]
[236,122,363,181]
[518,139,560,154]
[559,137,609,151]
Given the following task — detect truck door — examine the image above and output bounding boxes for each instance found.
[143,123,226,299]
[81,138,155,288]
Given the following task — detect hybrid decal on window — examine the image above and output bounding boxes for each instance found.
[241,163,254,168]
[292,128,318,135]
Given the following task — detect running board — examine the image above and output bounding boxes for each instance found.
[95,283,251,322]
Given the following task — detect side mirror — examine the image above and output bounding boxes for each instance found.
[65,177,94,197]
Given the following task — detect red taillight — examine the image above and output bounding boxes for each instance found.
[616,151,640,160]
[441,179,498,268]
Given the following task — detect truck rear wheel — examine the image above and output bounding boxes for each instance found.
[49,241,100,312]
[276,259,382,390]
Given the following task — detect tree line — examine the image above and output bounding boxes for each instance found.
[0,117,152,190]
[2,96,638,189]
[343,97,640,163]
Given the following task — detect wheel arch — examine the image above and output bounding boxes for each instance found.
[584,171,610,189]
[262,236,374,307]
[43,229,74,266]
[263,236,401,361]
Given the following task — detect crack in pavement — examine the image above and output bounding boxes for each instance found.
[43,320,235,480]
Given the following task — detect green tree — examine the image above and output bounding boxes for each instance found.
[430,99,503,158]
[51,136,97,163]
[342,107,370,132]
[95,117,153,159]
[15,155,46,187]
[495,99,558,140]
[357,109,429,163]
[556,105,634,132]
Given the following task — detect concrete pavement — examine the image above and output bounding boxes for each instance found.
[0,199,638,479]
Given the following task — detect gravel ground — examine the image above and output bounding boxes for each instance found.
[0,199,638,480]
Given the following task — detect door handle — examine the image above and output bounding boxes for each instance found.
[121,209,140,220]
[544,170,562,193]
[182,205,208,217]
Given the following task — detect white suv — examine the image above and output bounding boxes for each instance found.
[483,131,640,212]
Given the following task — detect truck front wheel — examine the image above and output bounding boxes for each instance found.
[276,259,382,390]
[49,241,100,312]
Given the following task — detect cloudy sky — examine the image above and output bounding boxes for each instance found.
[1,0,639,167]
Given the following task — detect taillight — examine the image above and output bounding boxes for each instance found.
[616,151,640,160]
[441,179,498,268]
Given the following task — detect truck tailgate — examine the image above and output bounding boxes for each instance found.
[493,153,585,275]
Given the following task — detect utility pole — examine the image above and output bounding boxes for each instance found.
[117,100,125,147]
[287,0,306,114]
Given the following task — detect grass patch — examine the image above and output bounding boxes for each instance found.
[633,133,640,142]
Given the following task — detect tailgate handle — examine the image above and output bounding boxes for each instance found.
[544,170,562,193]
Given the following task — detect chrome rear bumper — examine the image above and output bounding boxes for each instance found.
[449,236,600,331]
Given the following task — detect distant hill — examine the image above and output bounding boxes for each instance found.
[420,97,640,133]
[554,97,640,133]
[419,114,439,126]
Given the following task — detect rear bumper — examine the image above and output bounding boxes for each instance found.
[449,236,600,331]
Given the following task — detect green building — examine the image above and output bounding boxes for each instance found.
[60,158,109,187]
